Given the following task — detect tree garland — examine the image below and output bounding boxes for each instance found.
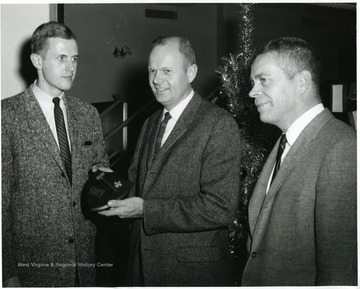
[211,4,280,273]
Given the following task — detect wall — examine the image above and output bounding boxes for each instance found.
[64,3,219,104]
[2,3,355,102]
[1,4,56,99]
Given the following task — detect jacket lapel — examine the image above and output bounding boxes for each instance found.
[152,93,203,163]
[24,87,66,174]
[63,96,81,186]
[248,147,277,234]
[250,109,333,236]
[264,109,332,202]
[145,110,163,168]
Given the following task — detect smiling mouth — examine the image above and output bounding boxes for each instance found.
[155,87,168,92]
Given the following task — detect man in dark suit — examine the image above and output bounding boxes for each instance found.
[99,36,241,286]
[242,37,357,286]
[2,21,109,287]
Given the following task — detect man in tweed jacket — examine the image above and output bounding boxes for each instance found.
[2,22,109,287]
[242,37,357,286]
[100,37,241,286]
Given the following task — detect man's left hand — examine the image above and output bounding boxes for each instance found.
[98,197,144,218]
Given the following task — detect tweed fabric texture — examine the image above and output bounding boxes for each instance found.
[2,87,109,287]
[127,93,242,286]
[242,109,357,286]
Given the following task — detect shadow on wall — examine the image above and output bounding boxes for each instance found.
[114,63,154,109]
[113,63,159,151]
[18,38,37,87]
[102,63,160,176]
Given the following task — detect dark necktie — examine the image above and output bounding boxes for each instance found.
[271,133,287,184]
[53,97,72,184]
[155,112,171,155]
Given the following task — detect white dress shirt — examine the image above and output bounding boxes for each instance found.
[32,81,71,151]
[266,103,324,192]
[159,90,194,147]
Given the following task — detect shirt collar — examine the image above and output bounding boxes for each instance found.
[32,80,65,105]
[285,103,324,146]
[162,89,194,121]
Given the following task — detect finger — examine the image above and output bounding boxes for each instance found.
[108,199,125,207]
[91,166,113,173]
[98,167,113,173]
[98,207,121,217]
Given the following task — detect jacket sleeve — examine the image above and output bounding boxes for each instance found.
[89,105,110,168]
[315,134,357,285]
[143,114,241,233]
[1,102,19,282]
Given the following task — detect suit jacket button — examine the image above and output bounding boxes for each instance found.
[61,172,66,178]
[251,252,257,258]
[68,238,74,244]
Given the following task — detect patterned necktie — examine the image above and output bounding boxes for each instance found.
[53,97,72,184]
[271,133,287,184]
[155,112,172,155]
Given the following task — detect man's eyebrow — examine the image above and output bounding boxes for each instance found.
[250,73,261,80]
[57,53,79,58]
[252,72,269,79]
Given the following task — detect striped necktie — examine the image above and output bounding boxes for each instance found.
[53,97,72,184]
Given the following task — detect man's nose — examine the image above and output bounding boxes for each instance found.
[249,83,259,98]
[152,71,163,84]
[66,60,76,71]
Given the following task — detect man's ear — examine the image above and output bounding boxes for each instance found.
[298,70,312,94]
[187,64,198,83]
[30,53,42,70]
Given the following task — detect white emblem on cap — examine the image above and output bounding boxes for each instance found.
[114,181,122,188]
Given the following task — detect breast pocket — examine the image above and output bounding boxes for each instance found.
[72,136,98,172]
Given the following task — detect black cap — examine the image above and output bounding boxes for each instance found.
[82,170,133,212]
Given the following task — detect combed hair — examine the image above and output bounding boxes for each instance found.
[152,36,196,69]
[254,37,323,91]
[31,21,76,57]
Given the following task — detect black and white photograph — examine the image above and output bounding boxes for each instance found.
[1,1,357,287]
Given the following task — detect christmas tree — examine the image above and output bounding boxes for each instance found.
[211,4,280,280]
